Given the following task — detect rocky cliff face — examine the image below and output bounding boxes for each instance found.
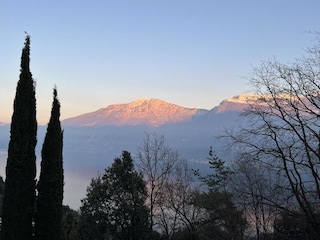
[62,98,204,126]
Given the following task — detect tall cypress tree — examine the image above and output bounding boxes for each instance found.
[1,35,37,240]
[36,87,63,240]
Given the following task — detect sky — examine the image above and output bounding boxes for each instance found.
[1,1,320,125]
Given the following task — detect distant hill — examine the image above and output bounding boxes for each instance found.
[62,95,254,127]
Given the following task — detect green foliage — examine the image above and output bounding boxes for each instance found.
[79,151,150,240]
[36,88,63,240]
[194,146,233,191]
[1,34,37,240]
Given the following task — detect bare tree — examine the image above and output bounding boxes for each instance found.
[231,153,287,239]
[228,40,320,237]
[136,131,182,231]
[156,159,204,239]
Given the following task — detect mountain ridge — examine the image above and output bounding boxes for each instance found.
[62,95,254,127]
[62,98,205,126]
[0,94,255,209]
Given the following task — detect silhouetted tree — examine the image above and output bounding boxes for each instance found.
[228,38,320,237]
[194,147,246,239]
[231,153,285,239]
[194,146,233,192]
[79,151,150,240]
[36,87,63,240]
[137,132,181,231]
[274,210,319,240]
[0,176,5,217]
[1,35,37,240]
[61,205,80,240]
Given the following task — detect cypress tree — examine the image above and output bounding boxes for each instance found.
[1,35,37,240]
[36,87,63,240]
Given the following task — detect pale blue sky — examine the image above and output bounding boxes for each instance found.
[1,1,319,124]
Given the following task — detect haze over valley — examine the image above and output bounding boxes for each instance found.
[2,1,320,238]
[0,94,250,209]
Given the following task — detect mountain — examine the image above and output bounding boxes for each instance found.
[58,94,253,174]
[62,95,254,127]
[215,94,257,113]
[0,94,254,209]
[62,98,208,126]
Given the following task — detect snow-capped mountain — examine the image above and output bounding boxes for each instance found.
[62,95,254,127]
[214,94,257,113]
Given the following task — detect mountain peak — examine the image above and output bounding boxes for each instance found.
[62,98,204,127]
[226,94,259,103]
[216,94,257,112]
[129,98,150,105]
[127,98,168,108]
[132,97,150,102]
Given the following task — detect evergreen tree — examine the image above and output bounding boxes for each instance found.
[195,146,233,192]
[0,176,5,217]
[36,87,63,240]
[1,35,37,240]
[79,151,150,240]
